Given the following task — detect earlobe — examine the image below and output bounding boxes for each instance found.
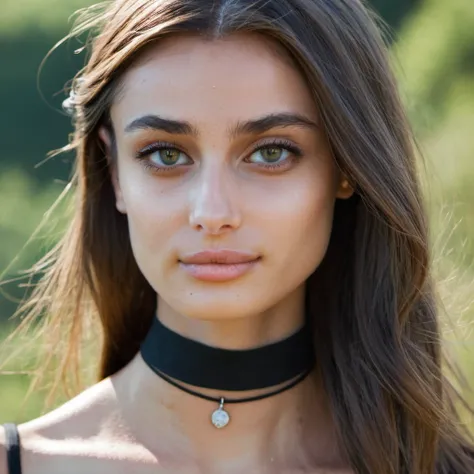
[98,126,113,155]
[110,168,127,215]
[98,126,127,214]
[336,178,355,199]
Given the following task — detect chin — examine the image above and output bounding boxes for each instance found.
[164,289,267,321]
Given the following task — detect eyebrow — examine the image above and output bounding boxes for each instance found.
[124,115,198,135]
[123,112,318,136]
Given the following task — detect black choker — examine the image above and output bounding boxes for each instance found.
[140,316,315,428]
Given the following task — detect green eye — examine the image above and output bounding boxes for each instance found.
[135,142,192,173]
[259,147,283,162]
[249,146,290,165]
[244,140,303,172]
[158,148,181,165]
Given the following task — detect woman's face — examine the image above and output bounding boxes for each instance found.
[104,33,353,321]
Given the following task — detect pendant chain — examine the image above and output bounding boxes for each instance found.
[149,365,313,428]
[149,364,313,404]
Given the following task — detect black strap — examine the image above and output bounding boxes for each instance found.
[140,315,315,391]
[3,423,22,474]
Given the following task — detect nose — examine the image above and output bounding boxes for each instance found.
[188,165,242,235]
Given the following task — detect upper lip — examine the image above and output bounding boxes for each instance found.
[179,249,260,264]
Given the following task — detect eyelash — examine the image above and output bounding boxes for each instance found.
[134,138,303,174]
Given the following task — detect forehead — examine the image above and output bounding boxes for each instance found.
[111,33,319,130]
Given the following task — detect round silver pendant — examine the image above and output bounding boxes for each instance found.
[211,398,230,428]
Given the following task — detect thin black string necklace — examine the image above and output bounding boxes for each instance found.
[140,315,315,429]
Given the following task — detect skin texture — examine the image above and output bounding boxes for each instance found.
[1,34,354,473]
[106,33,352,347]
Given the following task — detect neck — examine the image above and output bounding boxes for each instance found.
[157,290,306,350]
[111,291,342,470]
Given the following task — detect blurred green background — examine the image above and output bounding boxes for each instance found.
[0,0,473,427]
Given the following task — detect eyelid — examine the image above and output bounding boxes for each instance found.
[134,141,193,174]
[135,140,187,158]
[135,135,301,155]
[134,137,303,174]
[245,137,303,158]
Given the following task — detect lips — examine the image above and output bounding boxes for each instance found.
[179,249,260,265]
[178,250,261,282]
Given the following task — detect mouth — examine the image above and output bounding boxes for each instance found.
[178,250,261,282]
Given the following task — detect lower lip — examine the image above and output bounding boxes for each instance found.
[179,259,260,282]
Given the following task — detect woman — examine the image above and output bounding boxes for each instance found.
[1,0,473,472]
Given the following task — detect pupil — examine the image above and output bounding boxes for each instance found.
[160,149,179,164]
[262,147,281,162]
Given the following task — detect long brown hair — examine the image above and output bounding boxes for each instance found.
[4,0,474,472]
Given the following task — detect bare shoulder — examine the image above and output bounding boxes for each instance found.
[17,376,115,439]
[1,377,151,474]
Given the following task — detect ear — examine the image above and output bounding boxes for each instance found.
[335,175,355,200]
[98,126,127,214]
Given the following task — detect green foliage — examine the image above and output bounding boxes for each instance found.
[393,0,474,269]
[392,0,474,433]
[0,0,97,36]
[0,168,69,321]
[0,169,64,268]
[393,0,474,136]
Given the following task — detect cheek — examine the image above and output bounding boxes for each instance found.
[283,190,335,263]
[117,156,336,299]
[252,168,336,277]
[117,167,184,267]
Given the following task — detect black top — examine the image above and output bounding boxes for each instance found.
[2,423,22,474]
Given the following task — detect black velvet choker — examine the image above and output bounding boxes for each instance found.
[140,315,315,429]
